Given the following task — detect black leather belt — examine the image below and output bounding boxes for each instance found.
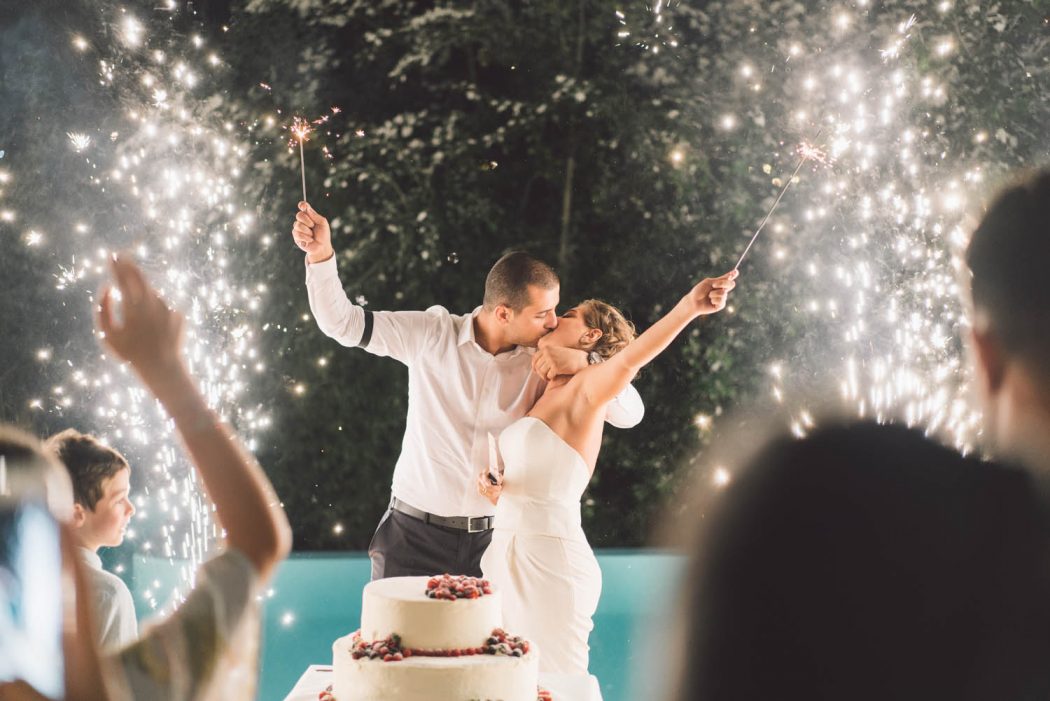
[390,497,494,533]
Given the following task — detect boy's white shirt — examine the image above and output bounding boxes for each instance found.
[76,546,138,652]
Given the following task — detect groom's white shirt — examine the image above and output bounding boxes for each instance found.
[305,256,645,518]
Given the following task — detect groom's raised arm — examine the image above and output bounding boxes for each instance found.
[296,202,438,364]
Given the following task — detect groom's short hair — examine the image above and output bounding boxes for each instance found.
[484,251,559,311]
[966,168,1050,383]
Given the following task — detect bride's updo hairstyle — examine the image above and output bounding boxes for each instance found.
[578,300,636,360]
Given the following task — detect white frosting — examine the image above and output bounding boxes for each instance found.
[333,576,540,701]
[360,576,502,650]
[332,632,539,701]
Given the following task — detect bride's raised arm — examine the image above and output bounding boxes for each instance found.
[580,270,738,408]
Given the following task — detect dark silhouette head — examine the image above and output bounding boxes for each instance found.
[671,422,1050,701]
[967,169,1050,385]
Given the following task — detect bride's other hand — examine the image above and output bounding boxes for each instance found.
[684,269,738,316]
[477,470,503,506]
[532,346,588,381]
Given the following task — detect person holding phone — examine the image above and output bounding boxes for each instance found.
[0,254,293,701]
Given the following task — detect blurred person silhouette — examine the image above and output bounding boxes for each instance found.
[661,421,1050,701]
[0,426,108,701]
[0,254,292,701]
[966,168,1050,474]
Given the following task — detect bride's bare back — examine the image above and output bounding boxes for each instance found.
[526,371,612,475]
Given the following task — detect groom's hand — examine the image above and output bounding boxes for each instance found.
[292,201,334,264]
[532,346,589,381]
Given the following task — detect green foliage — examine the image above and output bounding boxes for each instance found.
[226,0,759,547]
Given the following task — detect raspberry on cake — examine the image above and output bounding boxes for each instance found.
[425,574,494,600]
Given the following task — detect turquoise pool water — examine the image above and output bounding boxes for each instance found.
[132,550,684,701]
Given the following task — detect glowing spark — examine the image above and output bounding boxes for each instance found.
[120,17,144,48]
[713,467,731,487]
[796,141,833,166]
[72,35,89,52]
[67,132,92,152]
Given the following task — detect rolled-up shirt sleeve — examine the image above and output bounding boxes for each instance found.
[305,255,368,346]
[109,548,259,701]
[305,256,441,365]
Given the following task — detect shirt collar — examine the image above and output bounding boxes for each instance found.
[460,307,530,359]
[76,546,103,571]
[457,307,482,347]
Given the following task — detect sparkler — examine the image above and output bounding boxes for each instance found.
[622,0,1016,455]
[734,134,829,271]
[290,116,311,202]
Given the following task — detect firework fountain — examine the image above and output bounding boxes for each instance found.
[721,7,986,451]
[12,5,275,615]
[618,0,1050,470]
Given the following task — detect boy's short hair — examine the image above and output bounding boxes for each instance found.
[966,169,1050,381]
[46,429,129,511]
[483,251,559,312]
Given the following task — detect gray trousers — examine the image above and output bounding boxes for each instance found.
[368,506,494,581]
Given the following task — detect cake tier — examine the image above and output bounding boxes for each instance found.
[360,576,501,650]
[332,632,539,701]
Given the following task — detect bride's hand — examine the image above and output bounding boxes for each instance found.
[477,470,503,506]
[683,269,738,316]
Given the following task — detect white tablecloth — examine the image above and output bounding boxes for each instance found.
[283,664,602,701]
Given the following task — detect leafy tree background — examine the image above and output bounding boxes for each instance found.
[1,0,1048,554]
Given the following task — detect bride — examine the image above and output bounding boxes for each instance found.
[479,268,738,677]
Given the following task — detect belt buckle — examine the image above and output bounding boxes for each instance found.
[467,516,488,533]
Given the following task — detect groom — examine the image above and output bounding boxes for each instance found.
[291,201,644,580]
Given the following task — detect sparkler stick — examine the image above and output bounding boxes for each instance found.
[298,137,306,201]
[734,131,828,271]
[291,117,311,202]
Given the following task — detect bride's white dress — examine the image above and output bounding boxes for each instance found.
[480,416,603,676]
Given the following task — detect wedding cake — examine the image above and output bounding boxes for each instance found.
[328,574,546,701]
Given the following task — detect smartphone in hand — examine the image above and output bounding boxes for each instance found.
[0,498,65,698]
